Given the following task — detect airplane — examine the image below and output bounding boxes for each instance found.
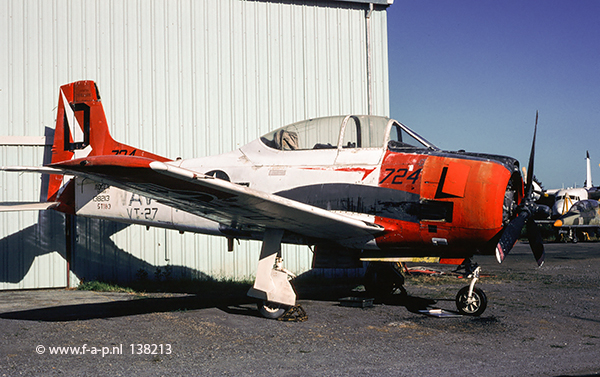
[1,81,546,319]
[551,151,600,218]
[553,199,600,243]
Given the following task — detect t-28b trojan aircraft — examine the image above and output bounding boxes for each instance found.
[1,81,546,318]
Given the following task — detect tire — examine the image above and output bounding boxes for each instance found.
[455,286,487,316]
[257,301,287,319]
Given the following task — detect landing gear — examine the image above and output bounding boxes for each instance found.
[455,266,488,316]
[363,262,406,296]
[247,229,298,320]
[559,228,578,243]
[364,260,488,316]
[456,286,487,316]
[258,301,287,319]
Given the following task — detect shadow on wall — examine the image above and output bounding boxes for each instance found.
[72,215,212,284]
[0,210,209,288]
[0,127,210,288]
[0,211,65,285]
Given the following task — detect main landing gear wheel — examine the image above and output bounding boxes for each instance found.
[455,286,487,316]
[257,301,287,319]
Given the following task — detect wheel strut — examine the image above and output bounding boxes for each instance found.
[455,265,488,316]
[248,229,297,319]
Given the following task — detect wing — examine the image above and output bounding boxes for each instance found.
[0,202,60,212]
[50,156,384,243]
[0,166,64,211]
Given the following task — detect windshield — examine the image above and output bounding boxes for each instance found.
[388,122,436,151]
[260,115,437,151]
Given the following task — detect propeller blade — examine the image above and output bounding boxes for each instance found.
[497,112,545,266]
[495,211,529,263]
[524,111,538,199]
[526,219,545,267]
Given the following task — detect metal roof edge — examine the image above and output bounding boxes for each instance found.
[329,0,393,5]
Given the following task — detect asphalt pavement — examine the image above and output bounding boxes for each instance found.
[1,242,599,377]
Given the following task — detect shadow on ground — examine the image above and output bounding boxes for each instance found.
[0,276,451,322]
[0,289,257,322]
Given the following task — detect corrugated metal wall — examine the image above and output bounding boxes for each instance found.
[0,0,390,289]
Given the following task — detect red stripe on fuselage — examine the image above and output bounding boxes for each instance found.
[300,167,377,181]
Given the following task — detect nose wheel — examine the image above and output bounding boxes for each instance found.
[456,286,487,316]
[455,266,488,316]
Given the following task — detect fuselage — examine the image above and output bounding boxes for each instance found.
[167,115,523,256]
[70,115,523,258]
[553,188,589,218]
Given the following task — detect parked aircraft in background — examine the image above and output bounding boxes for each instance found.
[551,151,600,218]
[554,199,600,242]
[553,188,589,218]
[1,81,546,318]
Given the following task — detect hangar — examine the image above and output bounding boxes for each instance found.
[0,0,393,289]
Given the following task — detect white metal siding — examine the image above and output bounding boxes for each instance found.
[0,0,390,289]
[0,144,67,289]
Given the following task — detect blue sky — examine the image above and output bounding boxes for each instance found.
[386,0,600,190]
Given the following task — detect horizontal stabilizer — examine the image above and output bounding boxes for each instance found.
[0,166,64,174]
[0,202,60,212]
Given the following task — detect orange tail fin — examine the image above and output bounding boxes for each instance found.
[47,81,169,207]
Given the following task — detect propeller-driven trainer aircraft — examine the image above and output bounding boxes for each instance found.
[1,81,546,318]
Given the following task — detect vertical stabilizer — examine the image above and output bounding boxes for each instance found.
[585,151,593,188]
[46,81,169,212]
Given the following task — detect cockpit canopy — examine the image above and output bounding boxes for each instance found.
[566,199,599,215]
[260,115,437,152]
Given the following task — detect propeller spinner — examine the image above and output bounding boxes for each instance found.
[495,112,545,266]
